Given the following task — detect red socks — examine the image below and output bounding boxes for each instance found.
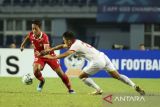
[34,71,44,81]
[61,74,71,90]
[34,71,71,90]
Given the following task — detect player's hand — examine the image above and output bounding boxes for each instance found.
[20,45,24,52]
[35,51,41,57]
[40,50,48,56]
[41,48,52,56]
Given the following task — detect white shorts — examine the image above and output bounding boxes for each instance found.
[83,52,117,75]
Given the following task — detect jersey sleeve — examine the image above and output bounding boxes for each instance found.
[28,32,32,38]
[28,32,33,41]
[43,34,49,44]
[69,41,79,52]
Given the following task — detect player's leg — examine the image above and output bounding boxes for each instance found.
[79,72,102,95]
[55,67,75,93]
[47,59,75,93]
[105,62,145,95]
[108,70,136,88]
[80,64,103,95]
[108,71,145,95]
[33,64,43,81]
[104,54,145,95]
[33,60,45,92]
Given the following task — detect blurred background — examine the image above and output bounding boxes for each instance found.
[0,3,160,106]
[0,0,160,50]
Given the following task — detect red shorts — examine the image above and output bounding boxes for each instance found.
[34,57,60,70]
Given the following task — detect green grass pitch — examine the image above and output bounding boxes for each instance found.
[0,77,160,107]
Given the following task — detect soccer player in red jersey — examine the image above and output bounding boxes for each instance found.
[20,20,75,93]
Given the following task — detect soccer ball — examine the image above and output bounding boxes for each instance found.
[22,73,33,85]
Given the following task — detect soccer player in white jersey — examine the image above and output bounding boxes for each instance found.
[40,31,145,95]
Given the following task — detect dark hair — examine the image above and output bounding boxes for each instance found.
[62,31,75,40]
[32,20,41,28]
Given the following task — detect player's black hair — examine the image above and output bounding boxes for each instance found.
[62,31,75,40]
[32,20,41,28]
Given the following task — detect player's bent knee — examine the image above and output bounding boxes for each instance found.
[79,75,83,79]
[79,73,84,79]
[33,64,42,72]
[109,72,120,80]
[112,75,120,80]
[79,72,89,79]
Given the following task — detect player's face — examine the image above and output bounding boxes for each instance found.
[63,37,72,47]
[32,24,41,36]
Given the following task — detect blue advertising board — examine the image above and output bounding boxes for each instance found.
[97,0,160,23]
[60,50,160,78]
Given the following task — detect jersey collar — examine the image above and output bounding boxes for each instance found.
[39,32,43,38]
[69,39,76,47]
[33,32,43,39]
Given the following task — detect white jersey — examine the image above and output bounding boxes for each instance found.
[69,39,101,61]
[69,39,117,75]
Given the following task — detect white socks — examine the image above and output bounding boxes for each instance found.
[82,78,101,91]
[81,75,135,91]
[119,74,136,88]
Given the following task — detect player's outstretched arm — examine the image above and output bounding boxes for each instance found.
[40,44,67,56]
[20,35,29,52]
[43,50,75,59]
[52,44,68,50]
[56,50,75,59]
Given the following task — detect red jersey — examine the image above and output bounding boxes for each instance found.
[28,32,55,57]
